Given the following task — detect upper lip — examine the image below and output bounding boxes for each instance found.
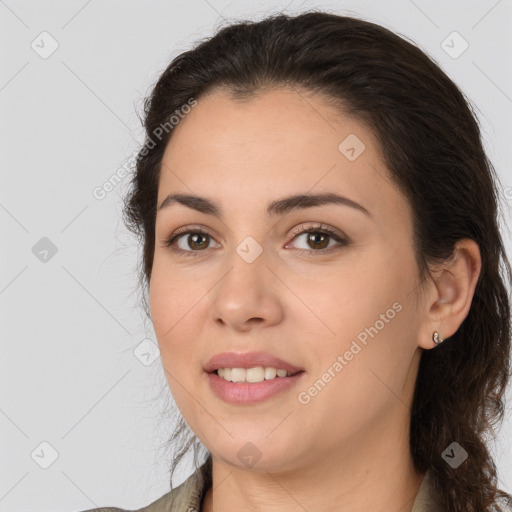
[204,351,305,374]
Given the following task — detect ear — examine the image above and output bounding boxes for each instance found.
[417,239,482,350]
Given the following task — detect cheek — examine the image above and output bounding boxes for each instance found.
[149,271,196,372]
[282,254,392,343]
[149,257,200,339]
[294,249,418,393]
[149,274,203,413]
[149,259,215,380]
[296,303,416,448]
[149,278,175,343]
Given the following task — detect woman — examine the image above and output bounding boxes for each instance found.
[82,10,512,512]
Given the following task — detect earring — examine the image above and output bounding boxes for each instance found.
[432,330,444,345]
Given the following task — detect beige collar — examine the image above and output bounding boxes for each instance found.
[411,470,442,512]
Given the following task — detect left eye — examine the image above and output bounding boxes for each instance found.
[285,224,347,254]
[287,229,345,252]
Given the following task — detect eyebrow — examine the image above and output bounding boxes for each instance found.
[157,192,371,218]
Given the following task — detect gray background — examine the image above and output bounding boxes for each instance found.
[1,0,511,510]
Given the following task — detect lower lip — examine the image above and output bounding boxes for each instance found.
[206,371,305,404]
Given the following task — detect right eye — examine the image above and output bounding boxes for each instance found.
[163,229,221,256]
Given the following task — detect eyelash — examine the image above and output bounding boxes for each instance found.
[162,223,348,258]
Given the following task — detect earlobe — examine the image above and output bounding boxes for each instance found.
[418,239,482,350]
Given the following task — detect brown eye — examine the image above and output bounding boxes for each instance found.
[164,229,220,257]
[287,224,348,254]
[304,232,331,250]
[182,232,210,250]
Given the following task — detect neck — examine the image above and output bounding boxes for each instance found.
[201,411,425,512]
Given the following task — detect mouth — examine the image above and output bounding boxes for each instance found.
[203,350,305,403]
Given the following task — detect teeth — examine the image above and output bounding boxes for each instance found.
[217,367,293,383]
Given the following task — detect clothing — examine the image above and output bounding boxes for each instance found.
[79,455,448,512]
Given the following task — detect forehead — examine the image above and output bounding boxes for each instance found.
[158,87,408,225]
[163,86,368,169]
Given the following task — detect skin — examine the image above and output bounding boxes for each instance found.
[149,86,481,512]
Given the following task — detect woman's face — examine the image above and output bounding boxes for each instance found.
[150,87,427,471]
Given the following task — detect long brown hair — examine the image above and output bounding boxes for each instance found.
[123,11,512,511]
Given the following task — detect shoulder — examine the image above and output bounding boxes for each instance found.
[75,490,177,512]
[76,457,212,512]
[411,470,512,512]
[496,497,512,512]
[76,483,195,512]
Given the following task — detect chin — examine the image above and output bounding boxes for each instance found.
[212,439,304,473]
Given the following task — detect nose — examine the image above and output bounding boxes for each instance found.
[209,243,284,332]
